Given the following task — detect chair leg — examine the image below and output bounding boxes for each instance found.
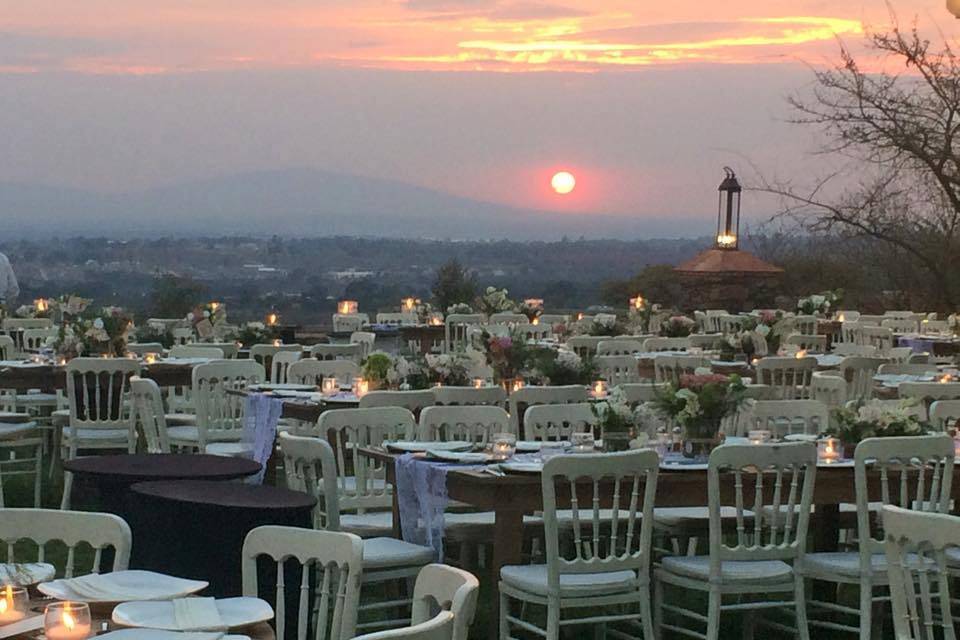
[545,597,560,640]
[705,589,721,640]
[794,576,810,640]
[859,579,873,640]
[638,585,656,640]
[498,589,510,640]
[33,448,42,507]
[60,470,73,510]
[653,576,664,639]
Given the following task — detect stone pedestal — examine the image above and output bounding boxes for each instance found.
[674,248,784,312]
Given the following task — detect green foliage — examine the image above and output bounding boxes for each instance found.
[135,325,175,349]
[529,349,597,385]
[151,274,207,319]
[431,259,477,313]
[651,374,747,438]
[363,352,393,385]
[828,401,926,445]
[601,265,682,308]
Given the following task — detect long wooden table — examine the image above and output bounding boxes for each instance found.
[0,362,195,392]
[360,447,960,639]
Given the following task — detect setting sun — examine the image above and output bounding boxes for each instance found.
[551,171,576,195]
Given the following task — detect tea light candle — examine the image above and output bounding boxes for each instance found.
[272,338,282,347]
[338,300,358,315]
[491,433,516,461]
[44,602,91,640]
[402,297,417,312]
[430,316,443,326]
[266,312,280,326]
[354,377,369,397]
[795,349,808,360]
[817,437,841,463]
[511,379,524,393]
[954,435,960,458]
[591,380,608,399]
[0,585,27,623]
[940,374,954,384]
[748,429,771,445]
[473,378,484,389]
[321,377,338,396]
[531,317,540,325]
[144,353,158,365]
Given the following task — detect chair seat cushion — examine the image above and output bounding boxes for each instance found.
[653,506,749,526]
[166,425,200,442]
[0,423,38,441]
[362,537,436,570]
[15,393,59,405]
[500,564,638,597]
[0,412,33,424]
[165,414,197,427]
[341,512,394,537]
[63,428,130,441]
[802,552,893,578]
[51,409,70,425]
[204,442,252,458]
[341,476,388,495]
[661,555,793,584]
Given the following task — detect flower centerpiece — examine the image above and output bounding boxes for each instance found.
[55,306,133,359]
[14,299,54,320]
[135,324,175,349]
[529,348,597,385]
[482,331,531,388]
[230,321,278,348]
[476,287,516,315]
[446,302,474,316]
[797,290,842,316]
[389,355,431,389]
[651,374,747,460]
[414,301,436,324]
[362,351,394,390]
[591,387,638,452]
[187,302,227,341]
[660,315,696,338]
[518,300,543,323]
[588,314,624,337]
[828,399,927,456]
[425,352,473,386]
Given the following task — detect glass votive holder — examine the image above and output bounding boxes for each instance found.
[571,431,595,453]
[539,441,567,461]
[353,378,369,398]
[321,377,338,396]
[473,378,485,389]
[591,380,608,399]
[748,429,772,445]
[490,433,517,461]
[0,585,28,624]
[44,602,92,640]
[817,437,842,464]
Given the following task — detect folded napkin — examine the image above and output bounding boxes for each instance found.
[67,573,126,600]
[174,597,225,631]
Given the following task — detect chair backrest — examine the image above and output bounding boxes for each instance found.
[270,350,302,384]
[376,313,418,327]
[0,335,14,360]
[617,383,665,405]
[360,391,437,415]
[878,363,938,376]
[192,360,265,444]
[540,314,569,326]
[882,317,919,334]
[754,357,816,399]
[565,336,604,358]
[242,525,363,640]
[652,354,709,384]
[541,451,658,593]
[488,312,527,325]
[333,314,367,333]
[811,372,848,409]
[853,435,955,561]
[350,331,377,359]
[929,400,960,431]
[747,400,828,437]
[204,342,239,359]
[833,343,879,357]
[508,385,589,434]
[899,382,960,403]
[885,347,915,364]
[278,432,343,529]
[250,343,303,374]
[791,315,818,335]
[857,326,894,353]
[410,564,479,640]
[311,343,363,363]
[0,509,131,577]
[65,357,140,430]
[444,315,485,353]
[287,358,360,387]
[642,337,691,353]
[21,327,57,351]
[353,612,455,640]
[835,310,861,323]
[703,310,727,333]
[882,506,960,640]
[595,355,641,386]
[127,342,164,357]
[688,334,723,351]
[716,314,745,335]
[512,323,551,343]
[171,327,194,345]
[130,377,169,453]
[920,319,949,334]
[317,408,415,511]
[708,443,817,567]
[418,405,510,443]
[168,345,224,359]
[523,402,598,441]
[2,318,53,331]
[838,356,887,402]
[596,339,644,357]
[432,386,506,408]
[783,334,827,353]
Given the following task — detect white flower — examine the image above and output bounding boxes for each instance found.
[755,324,771,337]
[556,349,582,370]
[187,312,195,322]
[93,318,104,330]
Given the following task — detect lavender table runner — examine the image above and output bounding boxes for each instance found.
[243,392,283,484]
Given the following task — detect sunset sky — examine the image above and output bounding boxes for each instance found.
[1,1,957,234]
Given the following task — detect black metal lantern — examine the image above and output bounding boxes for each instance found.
[716,167,741,250]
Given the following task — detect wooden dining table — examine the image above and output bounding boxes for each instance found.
[0,361,196,392]
[359,446,960,639]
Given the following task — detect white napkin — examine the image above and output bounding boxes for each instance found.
[66,573,125,600]
[173,598,225,631]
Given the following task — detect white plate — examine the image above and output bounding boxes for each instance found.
[425,450,492,464]
[0,562,55,586]
[515,441,569,452]
[783,434,818,443]
[386,441,473,453]
[113,597,273,631]
[500,462,543,474]
[99,631,250,640]
[660,461,708,471]
[249,383,316,392]
[39,571,207,603]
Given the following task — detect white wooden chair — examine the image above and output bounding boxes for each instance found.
[205,342,240,359]
[882,505,960,640]
[899,382,960,403]
[499,450,659,640]
[278,433,436,632]
[882,317,919,334]
[885,347,915,364]
[20,327,57,352]
[838,322,861,345]
[508,385,588,435]
[857,326,894,354]
[354,612,454,640]
[0,419,42,507]
[618,383,666,405]
[596,339,645,356]
[333,314,367,333]
[130,377,170,454]
[653,355,710,384]
[127,342,164,356]
[920,319,949,334]
[877,363,938,376]
[515,323,552,343]
[792,315,818,335]
[360,391,437,417]
[718,315,748,335]
[689,334,724,351]
[833,343,879,357]
[432,386,506,408]
[351,331,377,359]
[418,406,511,444]
[0,335,14,360]
[800,435,955,640]
[311,343,364,363]
[643,337,691,353]
[745,400,828,438]
[857,315,886,326]
[61,358,141,508]
[410,564,479,640]
[185,360,265,452]
[835,311,861,323]
[0,508,131,577]
[444,315,485,353]
[270,350,302,384]
[811,372,848,410]
[703,310,728,333]
[250,343,302,372]
[755,357,816,399]
[656,442,817,640]
[489,312,527,325]
[565,336,604,359]
[596,356,641,386]
[540,314,569,327]
[288,358,359,387]
[838,356,886,402]
[171,327,194,345]
[242,525,363,640]
[783,334,827,353]
[168,345,223,359]
[522,403,598,441]
[928,399,960,431]
[376,313,418,327]
[2,318,53,331]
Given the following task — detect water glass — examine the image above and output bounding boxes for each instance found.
[490,433,516,461]
[571,431,595,453]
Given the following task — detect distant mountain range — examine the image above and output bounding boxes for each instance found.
[0,168,707,240]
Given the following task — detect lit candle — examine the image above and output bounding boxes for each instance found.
[402,297,417,312]
[210,301,220,312]
[748,430,771,445]
[0,585,26,623]
[941,374,954,384]
[512,379,524,393]
[430,316,443,326]
[592,380,608,399]
[751,358,760,366]
[490,433,517,461]
[321,377,338,396]
[576,313,584,321]
[817,437,841,463]
[272,338,282,347]
[354,377,369,397]
[531,317,540,325]
[144,353,158,365]
[266,312,279,326]
[473,378,484,389]
[338,300,358,315]
[44,602,91,640]
[630,295,644,311]
[795,349,808,360]
[837,313,846,323]
[35,298,48,313]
